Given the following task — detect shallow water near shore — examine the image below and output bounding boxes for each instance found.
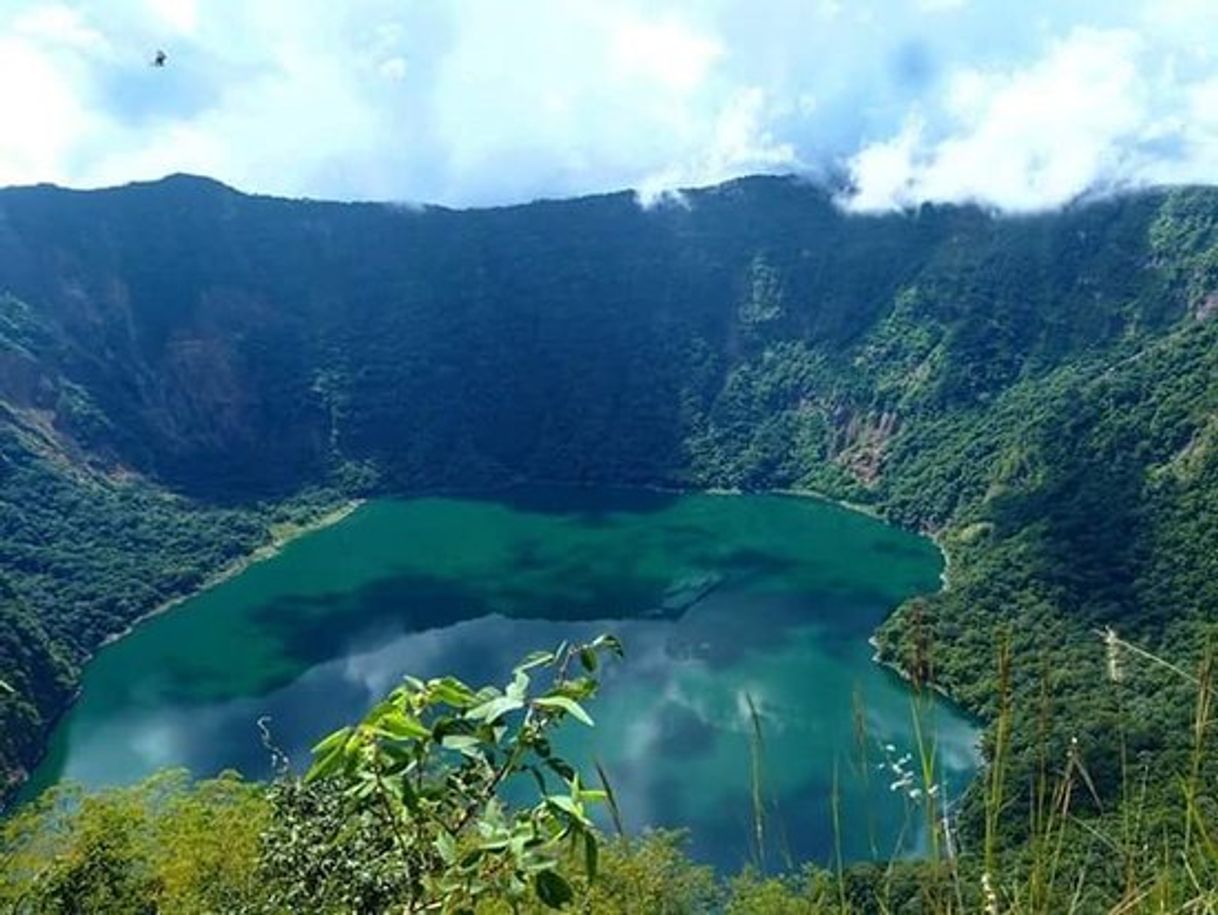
[28,486,978,870]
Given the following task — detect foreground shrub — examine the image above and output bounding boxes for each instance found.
[3,633,1216,913]
[0,770,267,913]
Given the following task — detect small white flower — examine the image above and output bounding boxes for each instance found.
[982,871,999,915]
[1104,626,1124,683]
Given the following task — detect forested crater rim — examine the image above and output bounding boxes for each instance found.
[6,170,1218,218]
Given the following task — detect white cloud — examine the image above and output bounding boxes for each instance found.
[0,8,110,187]
[636,87,799,204]
[13,3,109,52]
[846,116,927,212]
[608,13,723,92]
[845,26,1218,211]
[815,0,843,20]
[917,0,970,12]
[378,56,407,81]
[143,0,198,36]
[86,28,393,197]
[0,1,1217,208]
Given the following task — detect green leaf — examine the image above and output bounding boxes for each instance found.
[429,714,463,741]
[534,695,594,726]
[435,830,457,865]
[458,848,484,868]
[399,772,421,814]
[514,650,556,673]
[380,738,412,760]
[591,634,624,658]
[535,869,574,909]
[441,733,482,753]
[347,777,377,799]
[546,794,580,816]
[305,749,344,783]
[371,710,431,741]
[546,794,590,826]
[468,695,525,723]
[305,726,352,782]
[578,647,598,672]
[310,725,353,757]
[506,668,530,702]
[430,676,477,708]
[557,676,596,700]
[0,678,14,696]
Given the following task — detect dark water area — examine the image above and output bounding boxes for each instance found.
[28,487,977,870]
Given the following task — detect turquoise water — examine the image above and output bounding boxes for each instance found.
[29,487,977,869]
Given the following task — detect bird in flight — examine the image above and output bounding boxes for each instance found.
[152,49,168,68]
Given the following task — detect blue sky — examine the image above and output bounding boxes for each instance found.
[2,0,1218,209]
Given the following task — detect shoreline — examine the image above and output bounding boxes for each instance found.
[654,481,962,706]
[6,498,365,807]
[96,498,365,652]
[763,487,961,706]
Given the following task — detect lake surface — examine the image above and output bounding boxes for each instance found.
[29,487,977,869]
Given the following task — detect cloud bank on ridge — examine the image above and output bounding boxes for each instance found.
[2,0,1218,210]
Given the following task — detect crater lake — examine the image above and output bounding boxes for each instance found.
[27,487,978,869]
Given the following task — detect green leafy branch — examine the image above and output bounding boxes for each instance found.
[304,634,623,913]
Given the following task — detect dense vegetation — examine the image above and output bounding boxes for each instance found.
[2,638,1213,912]
[1,174,1217,906]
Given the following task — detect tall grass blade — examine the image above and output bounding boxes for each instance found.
[744,692,766,871]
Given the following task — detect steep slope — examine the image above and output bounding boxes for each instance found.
[1,174,1216,814]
